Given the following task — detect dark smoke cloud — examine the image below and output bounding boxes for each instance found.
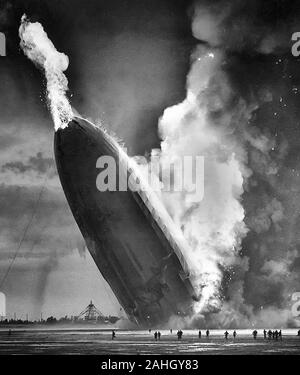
[2,152,55,175]
[193,0,300,54]
[190,0,300,327]
[0,0,13,28]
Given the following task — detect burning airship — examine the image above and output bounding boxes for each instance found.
[18,16,199,327]
[55,116,199,326]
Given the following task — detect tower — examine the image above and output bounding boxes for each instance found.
[77,301,105,322]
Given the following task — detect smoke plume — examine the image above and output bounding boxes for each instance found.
[154,47,251,315]
[155,0,300,327]
[19,15,73,130]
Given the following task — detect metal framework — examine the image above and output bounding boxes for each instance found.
[77,301,105,321]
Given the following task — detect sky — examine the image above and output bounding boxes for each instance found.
[0,0,194,320]
[0,0,300,327]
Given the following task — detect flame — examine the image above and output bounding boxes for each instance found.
[19,15,73,130]
[151,50,248,314]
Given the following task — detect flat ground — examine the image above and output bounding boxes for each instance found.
[0,328,299,355]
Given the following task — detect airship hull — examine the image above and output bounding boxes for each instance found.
[54,117,196,326]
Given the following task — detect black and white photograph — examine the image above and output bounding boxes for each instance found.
[0,0,300,361]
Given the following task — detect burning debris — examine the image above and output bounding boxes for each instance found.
[19,15,73,130]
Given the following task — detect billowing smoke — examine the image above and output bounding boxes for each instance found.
[154,48,251,315]
[19,15,73,130]
[156,0,300,327]
[191,0,299,54]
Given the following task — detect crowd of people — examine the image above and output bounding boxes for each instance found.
[263,329,282,340]
[150,328,292,341]
[109,328,300,341]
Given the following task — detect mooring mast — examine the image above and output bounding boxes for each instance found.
[77,301,105,321]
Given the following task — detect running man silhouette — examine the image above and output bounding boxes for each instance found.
[263,329,267,339]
